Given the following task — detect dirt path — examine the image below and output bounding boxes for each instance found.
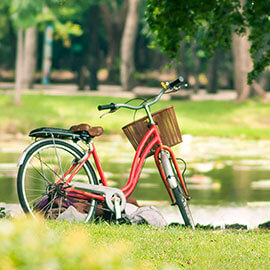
[0,82,241,100]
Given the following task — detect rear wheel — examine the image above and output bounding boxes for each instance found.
[160,150,195,229]
[17,139,98,222]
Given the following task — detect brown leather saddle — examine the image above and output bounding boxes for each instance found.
[70,123,103,137]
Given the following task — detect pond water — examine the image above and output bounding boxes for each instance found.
[0,135,269,228]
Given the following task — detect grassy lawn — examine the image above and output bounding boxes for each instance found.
[0,93,270,139]
[0,93,269,269]
[0,218,269,269]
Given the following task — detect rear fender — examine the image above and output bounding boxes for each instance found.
[17,138,84,167]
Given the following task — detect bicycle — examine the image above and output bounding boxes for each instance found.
[17,76,195,229]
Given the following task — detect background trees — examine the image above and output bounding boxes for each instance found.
[146,0,270,101]
[121,0,140,91]
[5,0,84,103]
[0,0,269,102]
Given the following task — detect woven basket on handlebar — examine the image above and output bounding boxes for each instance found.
[122,106,182,154]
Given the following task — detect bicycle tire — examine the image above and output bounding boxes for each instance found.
[17,139,98,222]
[172,186,195,229]
[160,150,195,229]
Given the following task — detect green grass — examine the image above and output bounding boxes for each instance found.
[0,218,269,269]
[0,93,270,139]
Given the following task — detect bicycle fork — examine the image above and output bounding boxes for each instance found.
[154,146,190,204]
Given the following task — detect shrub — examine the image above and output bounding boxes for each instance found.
[0,217,147,270]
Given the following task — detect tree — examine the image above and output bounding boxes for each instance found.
[9,0,84,103]
[207,47,221,94]
[10,0,43,104]
[120,0,140,91]
[100,0,128,83]
[86,4,100,90]
[191,39,200,93]
[177,41,190,84]
[14,28,24,105]
[0,3,16,69]
[146,0,270,100]
[22,27,38,89]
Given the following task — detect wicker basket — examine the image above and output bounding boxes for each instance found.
[122,106,182,154]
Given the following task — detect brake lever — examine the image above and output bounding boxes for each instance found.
[99,108,117,118]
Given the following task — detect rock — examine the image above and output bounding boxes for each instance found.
[168,222,186,228]
[195,224,215,230]
[225,223,247,230]
[0,203,24,218]
[258,221,270,229]
[57,206,87,222]
[123,206,168,228]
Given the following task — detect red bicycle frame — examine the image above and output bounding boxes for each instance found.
[63,123,190,204]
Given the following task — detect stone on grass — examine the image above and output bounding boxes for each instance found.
[57,206,87,222]
[225,223,247,230]
[0,203,24,218]
[258,221,270,229]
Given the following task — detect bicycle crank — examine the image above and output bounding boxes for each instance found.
[71,181,126,215]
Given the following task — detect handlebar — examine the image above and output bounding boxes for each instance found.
[98,103,116,111]
[168,76,185,89]
[98,88,165,112]
[98,76,186,113]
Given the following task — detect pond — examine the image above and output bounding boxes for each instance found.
[0,135,269,228]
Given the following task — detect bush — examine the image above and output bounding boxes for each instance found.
[0,217,148,270]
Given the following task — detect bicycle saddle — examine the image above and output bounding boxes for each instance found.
[70,123,103,137]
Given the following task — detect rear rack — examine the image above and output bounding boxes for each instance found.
[29,127,90,142]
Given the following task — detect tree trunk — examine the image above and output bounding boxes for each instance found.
[77,66,88,91]
[120,0,140,91]
[179,41,189,82]
[100,1,128,84]
[175,41,189,84]
[232,33,251,101]
[87,5,100,90]
[42,25,53,84]
[191,40,200,93]
[104,23,121,84]
[207,47,220,94]
[232,0,266,101]
[22,27,37,89]
[7,14,17,69]
[14,29,24,105]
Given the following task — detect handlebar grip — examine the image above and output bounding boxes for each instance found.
[98,103,116,111]
[168,76,185,89]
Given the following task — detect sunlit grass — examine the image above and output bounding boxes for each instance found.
[0,94,270,139]
[0,217,269,269]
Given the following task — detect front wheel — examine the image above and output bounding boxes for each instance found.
[160,150,195,229]
[172,186,195,229]
[17,139,98,222]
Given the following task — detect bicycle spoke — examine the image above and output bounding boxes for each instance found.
[52,136,64,179]
[30,161,51,185]
[18,139,97,222]
[32,155,61,182]
[58,196,63,217]
[25,188,46,192]
[37,151,50,184]
[28,194,45,206]
[47,193,58,218]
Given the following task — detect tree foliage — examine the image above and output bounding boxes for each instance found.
[8,0,86,40]
[146,0,270,83]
